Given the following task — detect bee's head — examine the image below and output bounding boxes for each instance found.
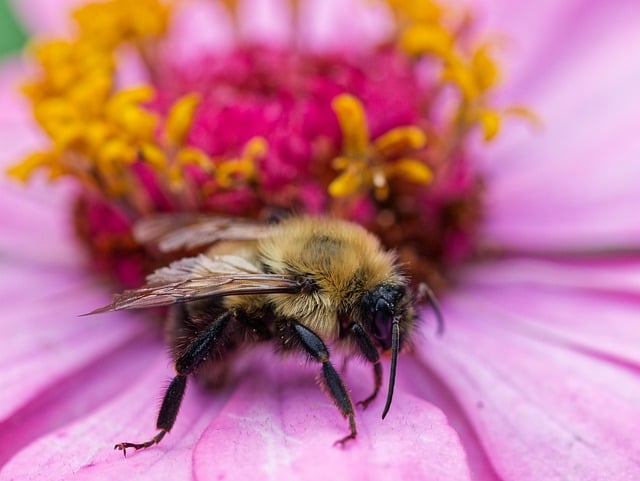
[360,282,413,419]
[361,283,408,351]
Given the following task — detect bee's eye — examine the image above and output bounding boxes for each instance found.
[372,298,394,350]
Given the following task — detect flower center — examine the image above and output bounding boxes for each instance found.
[9,0,520,289]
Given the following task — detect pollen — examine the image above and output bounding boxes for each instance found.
[329,94,432,201]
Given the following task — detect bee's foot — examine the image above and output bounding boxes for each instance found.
[356,396,375,410]
[332,432,357,448]
[114,431,167,456]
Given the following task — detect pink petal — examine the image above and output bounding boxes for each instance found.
[0,60,45,168]
[476,1,640,251]
[0,264,148,424]
[0,326,160,468]
[9,0,85,36]
[301,0,393,52]
[417,288,640,481]
[165,0,234,63]
[457,259,640,368]
[0,351,473,480]
[462,257,640,296]
[0,356,217,481]
[193,355,471,481]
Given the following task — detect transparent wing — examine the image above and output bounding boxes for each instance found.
[133,213,269,253]
[88,254,302,313]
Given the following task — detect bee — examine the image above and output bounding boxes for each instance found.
[92,215,443,453]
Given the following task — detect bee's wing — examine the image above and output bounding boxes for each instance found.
[133,213,269,253]
[89,254,302,313]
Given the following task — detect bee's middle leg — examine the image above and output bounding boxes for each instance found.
[348,323,382,409]
[115,309,235,455]
[287,321,357,447]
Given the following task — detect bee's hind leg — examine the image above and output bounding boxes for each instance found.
[348,323,382,409]
[287,321,357,447]
[115,309,235,456]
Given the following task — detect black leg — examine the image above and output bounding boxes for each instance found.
[115,309,234,455]
[349,323,382,409]
[292,322,357,447]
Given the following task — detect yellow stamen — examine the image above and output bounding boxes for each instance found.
[6,152,54,182]
[215,137,267,189]
[374,126,427,157]
[331,94,371,158]
[400,24,452,57]
[330,94,431,200]
[478,109,501,141]
[471,45,500,92]
[386,158,433,184]
[328,167,366,198]
[177,147,213,173]
[140,143,168,169]
[165,94,201,147]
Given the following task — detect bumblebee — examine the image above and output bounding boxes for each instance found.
[92,215,442,452]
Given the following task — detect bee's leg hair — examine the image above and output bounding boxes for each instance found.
[348,323,382,409]
[115,309,235,456]
[291,321,357,447]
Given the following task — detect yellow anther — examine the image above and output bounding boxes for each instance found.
[442,56,478,101]
[216,158,256,189]
[84,122,112,153]
[478,109,501,141]
[177,147,213,172]
[331,94,371,157]
[328,167,365,198]
[243,137,268,158]
[399,24,452,57]
[73,0,169,49]
[214,137,266,189]
[166,94,201,147]
[140,143,168,169]
[106,87,158,141]
[385,0,442,24]
[109,86,155,106]
[472,45,500,92]
[386,158,433,184]
[98,138,137,166]
[374,126,427,157]
[505,106,543,128]
[6,152,53,182]
[168,164,186,192]
[330,94,431,200]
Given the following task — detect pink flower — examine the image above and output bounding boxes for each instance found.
[2,0,640,480]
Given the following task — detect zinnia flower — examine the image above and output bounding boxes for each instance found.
[2,0,640,479]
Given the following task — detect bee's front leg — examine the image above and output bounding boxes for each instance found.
[285,321,357,447]
[115,309,235,456]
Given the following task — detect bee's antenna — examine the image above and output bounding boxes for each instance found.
[417,282,445,336]
[381,318,400,419]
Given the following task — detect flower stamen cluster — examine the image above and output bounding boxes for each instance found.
[8,0,519,286]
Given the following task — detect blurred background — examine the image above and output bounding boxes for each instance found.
[0,0,26,58]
